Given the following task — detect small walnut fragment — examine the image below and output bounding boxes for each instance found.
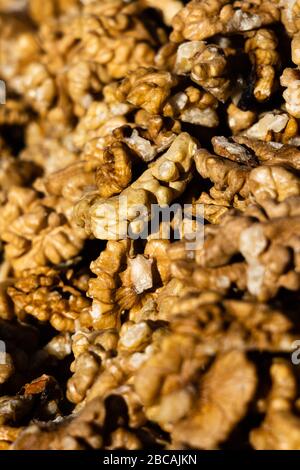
[172,351,256,449]
[0,100,30,126]
[280,68,300,118]
[135,326,256,448]
[0,425,22,450]
[0,153,40,205]
[116,67,219,126]
[7,267,91,332]
[194,136,300,213]
[75,133,198,240]
[116,68,178,116]
[280,0,300,36]
[85,238,171,332]
[12,397,105,450]
[0,187,86,273]
[250,360,300,450]
[66,329,118,404]
[175,41,231,102]
[245,29,280,102]
[12,394,162,450]
[193,209,300,301]
[171,0,280,43]
[241,111,298,143]
[227,103,256,134]
[87,239,132,330]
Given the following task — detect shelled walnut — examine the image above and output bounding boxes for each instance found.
[75,132,198,240]
[2,0,300,452]
[116,68,219,126]
[0,187,86,273]
[7,267,91,332]
[250,360,300,450]
[245,29,280,102]
[171,0,280,43]
[194,136,300,214]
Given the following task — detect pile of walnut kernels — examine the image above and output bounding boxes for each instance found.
[2,0,300,450]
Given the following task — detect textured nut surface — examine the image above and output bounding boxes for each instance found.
[2,0,300,451]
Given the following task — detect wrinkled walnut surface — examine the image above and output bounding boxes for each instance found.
[1,0,300,451]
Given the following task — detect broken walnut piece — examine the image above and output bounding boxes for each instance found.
[175,41,231,102]
[280,68,300,118]
[135,327,256,449]
[8,267,91,332]
[280,0,300,36]
[75,132,198,240]
[171,351,256,449]
[117,67,219,126]
[250,359,300,450]
[170,0,280,43]
[227,103,256,134]
[241,111,298,144]
[0,187,86,273]
[245,29,280,102]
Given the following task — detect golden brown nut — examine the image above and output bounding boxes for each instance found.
[43,333,72,360]
[190,208,300,301]
[195,136,300,212]
[171,351,256,449]
[12,397,105,450]
[87,239,132,330]
[241,111,298,143]
[245,29,280,102]
[12,394,162,450]
[135,324,256,448]
[280,68,300,118]
[0,100,30,126]
[227,103,256,134]
[0,426,22,450]
[171,0,280,43]
[7,267,91,332]
[117,68,179,115]
[0,187,86,273]
[66,329,119,404]
[11,63,56,116]
[175,41,231,102]
[76,132,198,240]
[117,67,219,126]
[0,152,40,205]
[250,360,300,450]
[20,135,78,176]
[0,14,40,83]
[71,92,130,150]
[280,0,300,36]
[86,237,171,332]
